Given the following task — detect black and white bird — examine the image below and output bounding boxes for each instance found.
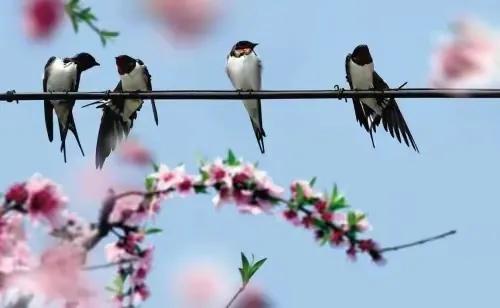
[43,52,99,162]
[92,55,158,169]
[345,44,419,152]
[226,40,266,153]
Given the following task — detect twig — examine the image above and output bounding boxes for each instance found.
[379,230,457,253]
[3,88,500,102]
[225,284,246,308]
[84,258,139,271]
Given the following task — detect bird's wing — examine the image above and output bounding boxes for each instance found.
[95,82,129,169]
[43,56,56,142]
[373,71,419,152]
[138,59,158,125]
[345,54,370,132]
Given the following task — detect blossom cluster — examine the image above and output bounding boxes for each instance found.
[142,150,382,262]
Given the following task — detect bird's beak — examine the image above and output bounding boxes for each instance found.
[95,62,100,66]
[252,43,259,47]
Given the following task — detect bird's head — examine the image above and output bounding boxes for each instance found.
[230,40,259,57]
[115,55,137,75]
[351,44,373,65]
[73,52,100,71]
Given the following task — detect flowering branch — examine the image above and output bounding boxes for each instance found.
[64,0,119,46]
[0,150,456,307]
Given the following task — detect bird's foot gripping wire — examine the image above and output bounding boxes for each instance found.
[333,85,347,102]
[104,89,111,99]
[5,90,19,104]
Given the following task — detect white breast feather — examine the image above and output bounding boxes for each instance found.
[46,59,77,92]
[120,62,148,120]
[226,53,261,91]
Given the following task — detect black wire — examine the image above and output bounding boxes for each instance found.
[3,88,500,101]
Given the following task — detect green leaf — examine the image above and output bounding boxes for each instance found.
[309,177,317,187]
[248,258,267,280]
[241,252,250,271]
[294,184,305,205]
[151,161,160,172]
[238,268,245,283]
[225,149,239,166]
[347,211,356,227]
[330,185,348,211]
[112,274,125,294]
[193,184,207,194]
[100,30,119,38]
[145,176,155,192]
[144,227,163,235]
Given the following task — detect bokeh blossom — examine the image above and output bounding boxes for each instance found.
[145,0,222,42]
[23,0,64,39]
[430,16,500,87]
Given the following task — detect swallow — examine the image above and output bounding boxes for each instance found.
[43,52,99,162]
[345,44,419,152]
[91,55,158,169]
[226,40,266,153]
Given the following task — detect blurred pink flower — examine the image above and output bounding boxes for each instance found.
[6,244,99,306]
[117,139,153,167]
[24,174,68,228]
[236,287,270,308]
[0,213,33,273]
[430,17,500,87]
[146,0,221,41]
[23,0,64,39]
[108,194,146,225]
[175,263,229,306]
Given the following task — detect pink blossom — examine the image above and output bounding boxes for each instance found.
[290,180,315,199]
[0,214,34,273]
[24,174,67,228]
[146,0,221,41]
[150,164,186,192]
[23,0,64,39]
[131,247,154,285]
[105,242,134,263]
[107,194,146,225]
[6,244,98,305]
[429,17,500,87]
[133,283,150,303]
[212,186,232,207]
[201,159,230,185]
[5,183,29,205]
[118,139,153,166]
[176,175,195,196]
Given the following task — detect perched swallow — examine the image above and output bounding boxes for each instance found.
[43,52,99,162]
[226,40,266,153]
[92,55,158,169]
[345,44,419,152]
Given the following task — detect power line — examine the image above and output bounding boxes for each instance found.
[3,88,500,102]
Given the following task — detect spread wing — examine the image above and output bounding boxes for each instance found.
[95,82,129,169]
[138,59,158,125]
[373,71,419,152]
[43,56,56,142]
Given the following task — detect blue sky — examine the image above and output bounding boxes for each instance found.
[2,0,500,307]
